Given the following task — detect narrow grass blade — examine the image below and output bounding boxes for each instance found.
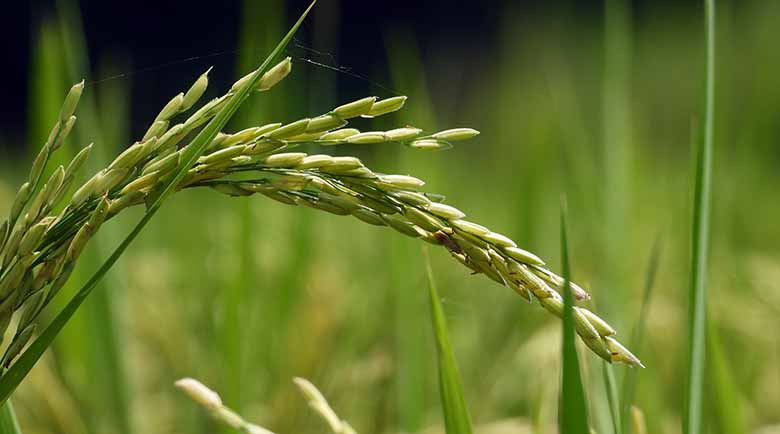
[601,0,633,318]
[395,239,428,432]
[28,17,66,159]
[620,237,662,434]
[0,0,317,405]
[685,1,715,433]
[424,248,473,434]
[386,34,439,432]
[88,63,134,430]
[602,362,621,434]
[219,2,286,421]
[59,3,135,431]
[0,401,22,434]
[558,205,590,434]
[532,383,553,434]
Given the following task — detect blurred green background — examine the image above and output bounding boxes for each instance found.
[0,0,778,433]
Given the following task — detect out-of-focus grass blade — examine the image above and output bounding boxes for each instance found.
[217,0,285,418]
[631,406,648,434]
[0,400,22,434]
[707,319,745,434]
[393,238,427,432]
[386,33,437,433]
[0,0,317,405]
[424,248,473,434]
[86,59,133,434]
[385,30,437,127]
[602,362,621,434]
[532,383,553,434]
[601,0,632,319]
[558,206,590,434]
[56,0,104,154]
[599,2,632,430]
[620,238,662,434]
[685,1,715,433]
[3,22,67,428]
[28,17,66,159]
[236,0,285,127]
[53,3,133,432]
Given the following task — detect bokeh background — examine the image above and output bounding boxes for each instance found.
[1,0,779,433]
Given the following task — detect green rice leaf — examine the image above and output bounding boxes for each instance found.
[558,206,590,434]
[424,248,473,434]
[0,0,316,405]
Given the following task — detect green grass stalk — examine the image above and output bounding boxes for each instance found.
[620,239,661,434]
[392,237,427,432]
[601,0,633,319]
[558,204,590,434]
[217,0,286,417]
[599,2,633,428]
[685,0,715,433]
[386,33,438,432]
[425,248,473,434]
[706,319,746,434]
[54,3,132,432]
[28,18,67,164]
[0,400,22,434]
[602,362,621,434]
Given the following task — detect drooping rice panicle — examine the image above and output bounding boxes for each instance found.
[0,56,641,370]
